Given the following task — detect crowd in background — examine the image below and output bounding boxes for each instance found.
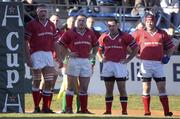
[1,0,179,31]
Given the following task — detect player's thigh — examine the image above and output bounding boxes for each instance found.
[67,75,77,91]
[156,79,166,93]
[32,69,42,87]
[116,80,126,95]
[142,81,151,94]
[104,80,115,95]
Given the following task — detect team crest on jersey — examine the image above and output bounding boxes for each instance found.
[118,38,122,43]
[50,26,54,31]
[159,34,163,39]
[88,35,91,39]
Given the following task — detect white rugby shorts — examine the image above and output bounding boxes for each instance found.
[101,61,128,78]
[139,60,165,78]
[31,51,54,69]
[66,58,92,77]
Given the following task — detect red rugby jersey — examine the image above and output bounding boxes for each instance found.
[25,19,56,54]
[58,28,98,58]
[99,31,137,62]
[132,29,174,61]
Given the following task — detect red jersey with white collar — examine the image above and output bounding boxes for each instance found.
[58,28,98,58]
[25,19,56,54]
[99,31,137,62]
[132,29,174,61]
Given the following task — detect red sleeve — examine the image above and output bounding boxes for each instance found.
[58,30,72,48]
[98,33,106,52]
[98,33,106,48]
[131,30,141,45]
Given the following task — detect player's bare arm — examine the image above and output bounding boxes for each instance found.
[24,40,33,67]
[54,42,68,68]
[122,46,139,64]
[90,45,98,59]
[97,46,104,63]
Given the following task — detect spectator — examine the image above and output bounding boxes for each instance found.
[167,26,180,54]
[97,19,138,115]
[131,0,160,17]
[86,0,99,13]
[86,16,101,70]
[55,14,98,114]
[61,16,75,31]
[22,0,37,25]
[25,4,57,113]
[160,0,180,29]
[132,13,174,116]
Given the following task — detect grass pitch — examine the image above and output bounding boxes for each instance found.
[0,94,180,119]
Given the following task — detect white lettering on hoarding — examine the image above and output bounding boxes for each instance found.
[1,5,23,26]
[6,70,19,88]
[0,5,22,88]
[6,32,19,51]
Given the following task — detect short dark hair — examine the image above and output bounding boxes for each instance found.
[107,19,119,24]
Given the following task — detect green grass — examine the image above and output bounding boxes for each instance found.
[1,94,179,119]
[25,93,180,111]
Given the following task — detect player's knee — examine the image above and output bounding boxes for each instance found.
[79,91,87,95]
[142,92,150,96]
[44,73,54,81]
[119,89,127,96]
[32,74,41,87]
[106,90,113,97]
[158,86,166,94]
[66,90,74,96]
[143,86,151,94]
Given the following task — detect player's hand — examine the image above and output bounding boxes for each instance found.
[161,55,170,64]
[102,59,107,63]
[99,57,103,63]
[56,59,63,68]
[120,59,128,64]
[89,53,96,59]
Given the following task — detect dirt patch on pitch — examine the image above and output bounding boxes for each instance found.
[90,109,180,118]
